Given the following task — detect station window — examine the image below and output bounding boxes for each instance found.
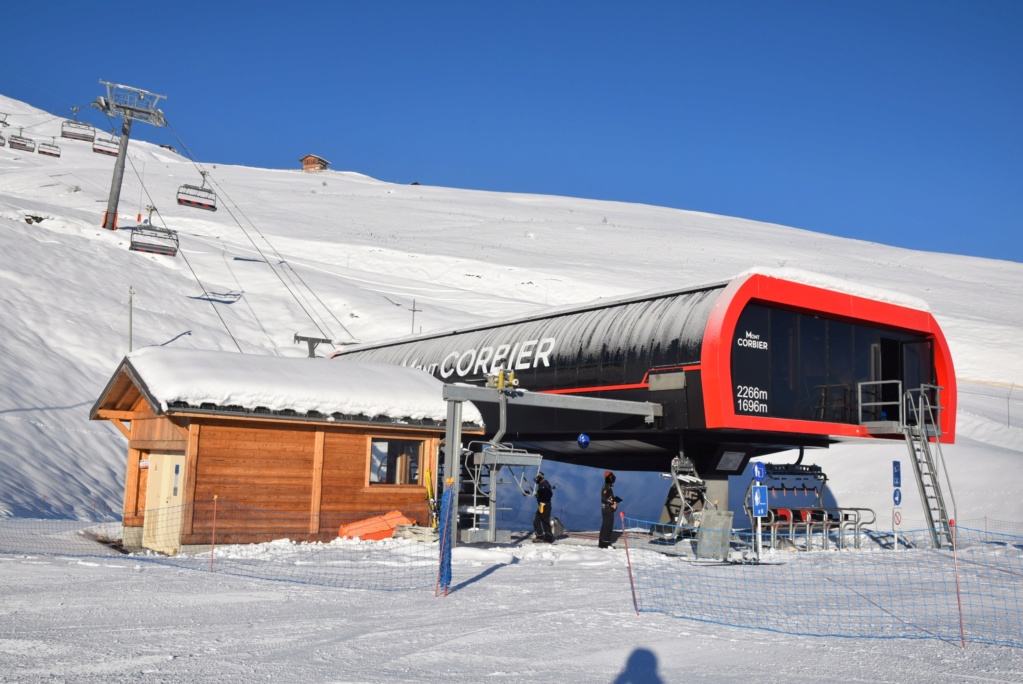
[733,304,934,424]
[369,438,422,485]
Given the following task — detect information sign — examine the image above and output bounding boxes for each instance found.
[752,485,768,518]
[893,460,902,488]
[752,461,766,483]
[893,488,902,506]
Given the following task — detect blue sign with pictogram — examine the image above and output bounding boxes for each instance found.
[893,460,901,488]
[753,462,766,483]
[893,488,902,506]
[752,485,769,518]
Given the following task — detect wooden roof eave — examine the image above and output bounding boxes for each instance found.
[165,408,483,433]
[89,356,165,421]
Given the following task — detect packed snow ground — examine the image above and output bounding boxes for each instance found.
[2,92,1023,681]
[4,537,1023,683]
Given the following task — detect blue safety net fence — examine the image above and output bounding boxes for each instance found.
[0,499,440,592]
[621,514,1023,647]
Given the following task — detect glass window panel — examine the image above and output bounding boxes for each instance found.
[369,438,423,485]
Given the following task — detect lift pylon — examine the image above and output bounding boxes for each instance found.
[93,81,167,230]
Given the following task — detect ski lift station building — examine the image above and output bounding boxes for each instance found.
[90,348,482,554]
[330,269,957,505]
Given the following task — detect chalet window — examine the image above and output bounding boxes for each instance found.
[369,438,422,485]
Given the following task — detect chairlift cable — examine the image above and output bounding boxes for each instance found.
[120,153,245,354]
[210,191,336,343]
[163,118,346,345]
[279,261,356,341]
[278,263,337,340]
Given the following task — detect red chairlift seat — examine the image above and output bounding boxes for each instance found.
[61,120,96,142]
[129,224,179,257]
[92,137,120,156]
[176,182,218,211]
[38,140,61,158]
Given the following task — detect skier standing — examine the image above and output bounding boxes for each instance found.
[598,471,622,548]
[533,472,555,543]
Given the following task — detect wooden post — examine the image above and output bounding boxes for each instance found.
[309,431,325,535]
[181,423,200,535]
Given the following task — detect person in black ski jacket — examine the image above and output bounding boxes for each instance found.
[533,472,555,543]
[598,471,622,549]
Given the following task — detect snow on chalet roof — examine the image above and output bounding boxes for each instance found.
[125,347,482,425]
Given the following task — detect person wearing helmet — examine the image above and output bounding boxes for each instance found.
[532,472,555,543]
[598,471,623,549]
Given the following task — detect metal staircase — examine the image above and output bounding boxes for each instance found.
[902,385,956,549]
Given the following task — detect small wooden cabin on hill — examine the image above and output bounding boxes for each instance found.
[299,154,330,171]
[90,347,482,555]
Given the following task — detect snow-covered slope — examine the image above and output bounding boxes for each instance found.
[1,92,1021,528]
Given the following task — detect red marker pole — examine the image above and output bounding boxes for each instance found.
[620,512,640,615]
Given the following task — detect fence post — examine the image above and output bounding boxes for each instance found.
[950,519,966,649]
[209,496,218,574]
[620,512,639,615]
[436,488,454,597]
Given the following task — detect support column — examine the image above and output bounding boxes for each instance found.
[443,398,464,551]
[103,117,133,230]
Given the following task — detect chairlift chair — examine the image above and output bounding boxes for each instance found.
[176,172,217,211]
[129,224,179,257]
[0,133,5,147]
[92,137,120,156]
[38,138,61,158]
[7,131,36,153]
[61,120,95,142]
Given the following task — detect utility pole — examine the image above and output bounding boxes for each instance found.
[128,286,135,353]
[93,81,166,230]
[410,299,421,334]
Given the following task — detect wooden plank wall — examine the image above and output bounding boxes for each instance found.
[176,419,440,544]
[320,430,436,517]
[193,421,316,509]
[131,416,188,445]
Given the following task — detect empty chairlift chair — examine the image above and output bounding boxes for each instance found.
[61,119,95,142]
[129,223,180,257]
[176,171,217,211]
[93,136,120,156]
[0,133,5,147]
[7,129,36,153]
[38,138,61,158]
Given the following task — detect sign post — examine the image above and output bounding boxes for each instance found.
[892,460,902,552]
[751,482,768,558]
[751,462,767,558]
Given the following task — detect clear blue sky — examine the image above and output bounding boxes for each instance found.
[5,1,1022,263]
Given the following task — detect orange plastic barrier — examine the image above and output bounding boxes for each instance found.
[338,510,415,541]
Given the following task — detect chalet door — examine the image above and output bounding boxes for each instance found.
[142,453,186,555]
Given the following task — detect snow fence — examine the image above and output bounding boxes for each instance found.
[622,514,1023,647]
[0,499,440,592]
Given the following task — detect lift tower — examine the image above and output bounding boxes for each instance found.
[92,81,167,230]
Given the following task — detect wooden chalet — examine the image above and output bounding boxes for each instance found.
[90,347,482,555]
[299,154,330,172]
